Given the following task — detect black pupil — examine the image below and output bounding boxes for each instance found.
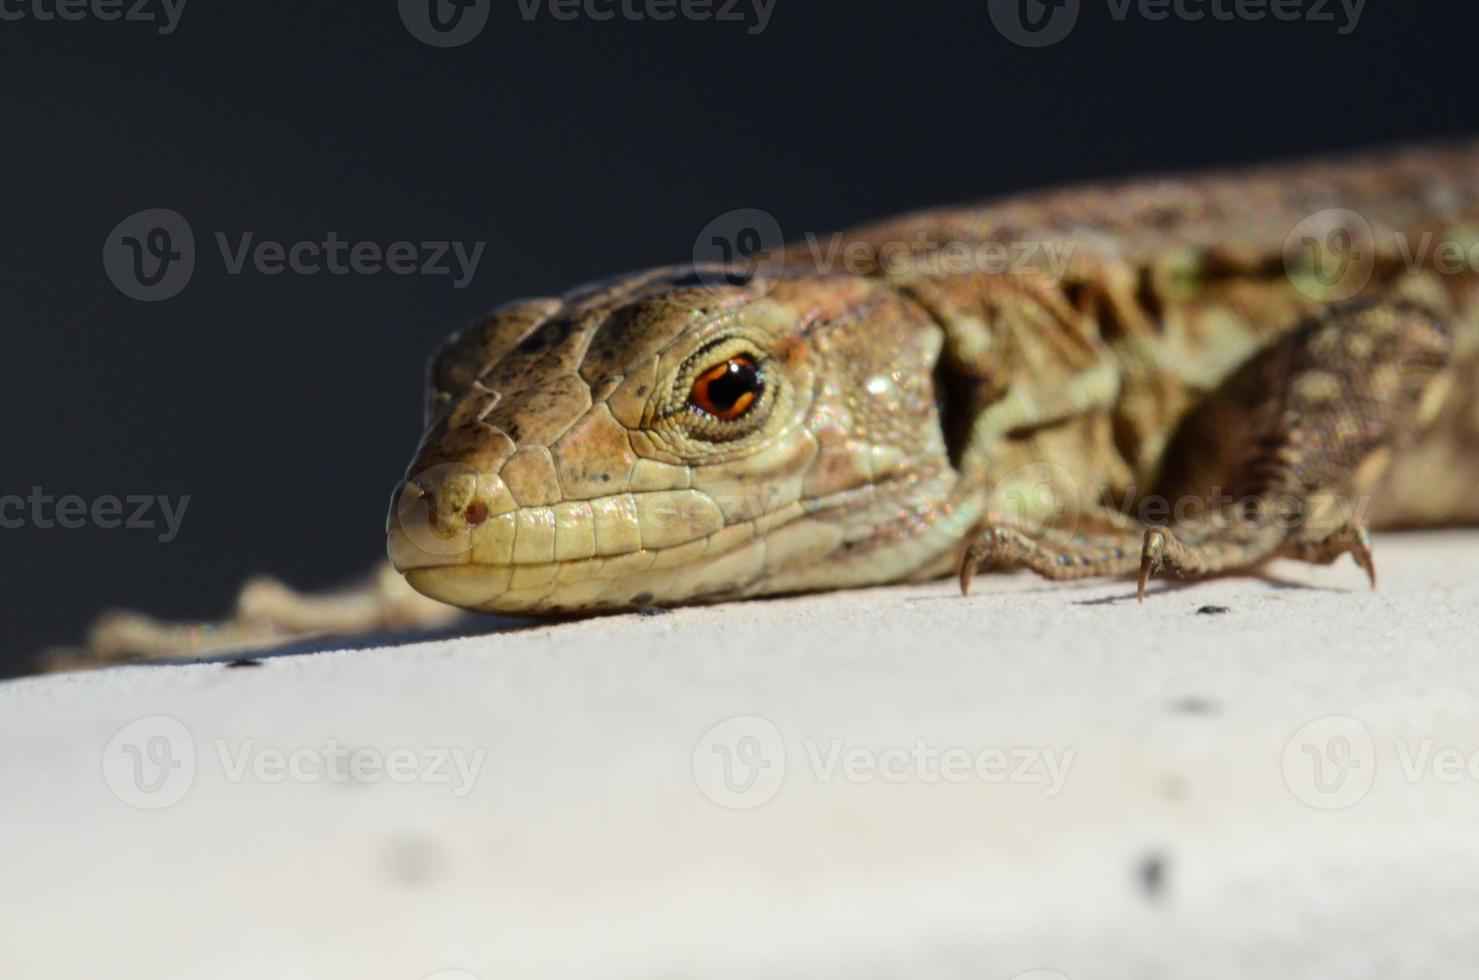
[707,360,761,411]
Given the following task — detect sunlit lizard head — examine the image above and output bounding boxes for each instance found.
[386,266,975,614]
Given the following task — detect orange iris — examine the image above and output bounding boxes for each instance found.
[688,355,762,420]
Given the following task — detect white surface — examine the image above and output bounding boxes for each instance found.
[4,532,1479,980]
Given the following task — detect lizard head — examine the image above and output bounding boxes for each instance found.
[386,267,974,614]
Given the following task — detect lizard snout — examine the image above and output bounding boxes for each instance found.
[386,467,496,570]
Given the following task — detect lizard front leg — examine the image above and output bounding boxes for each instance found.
[959,297,1452,599]
[957,510,1144,593]
[1136,296,1450,597]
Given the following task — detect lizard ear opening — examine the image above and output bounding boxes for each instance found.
[932,350,980,472]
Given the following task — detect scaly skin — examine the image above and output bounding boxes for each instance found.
[43,140,1479,669]
[386,141,1479,615]
[387,271,970,612]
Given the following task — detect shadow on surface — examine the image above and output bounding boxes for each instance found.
[123,613,545,669]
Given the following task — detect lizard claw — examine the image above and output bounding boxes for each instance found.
[957,524,1007,596]
[957,532,989,596]
[1137,527,1169,604]
[958,554,976,597]
[1282,520,1378,591]
[1352,525,1377,590]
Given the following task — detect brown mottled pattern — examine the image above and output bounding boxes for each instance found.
[387,141,1479,615]
[839,140,1479,269]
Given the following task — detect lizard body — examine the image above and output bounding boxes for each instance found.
[48,140,1479,667]
[387,141,1479,614]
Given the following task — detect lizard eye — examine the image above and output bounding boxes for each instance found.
[687,354,763,420]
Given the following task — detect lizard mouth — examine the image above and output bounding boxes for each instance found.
[386,478,794,613]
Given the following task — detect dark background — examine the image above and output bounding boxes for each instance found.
[1,0,1474,676]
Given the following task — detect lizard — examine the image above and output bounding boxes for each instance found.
[47,140,1479,670]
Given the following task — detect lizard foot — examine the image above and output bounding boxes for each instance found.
[1135,519,1377,602]
[958,521,1142,595]
[1280,521,1378,589]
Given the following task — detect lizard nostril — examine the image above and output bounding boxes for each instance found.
[463,500,489,527]
[408,483,445,532]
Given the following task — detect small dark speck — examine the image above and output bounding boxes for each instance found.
[599,473,611,482]
[225,658,263,669]
[636,385,648,396]
[1197,605,1230,615]
[383,836,447,888]
[637,606,669,617]
[1138,852,1168,901]
[1169,696,1220,716]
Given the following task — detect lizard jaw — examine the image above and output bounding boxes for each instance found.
[386,475,789,613]
[387,472,972,614]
